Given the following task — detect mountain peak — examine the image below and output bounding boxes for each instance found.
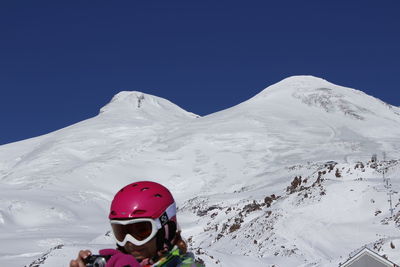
[99,91,199,120]
[259,75,335,95]
[241,76,400,122]
[278,75,329,84]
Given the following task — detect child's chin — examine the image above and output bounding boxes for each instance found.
[130,251,145,260]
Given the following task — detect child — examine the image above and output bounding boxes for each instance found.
[70,181,204,267]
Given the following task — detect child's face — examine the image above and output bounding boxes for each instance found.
[123,237,158,261]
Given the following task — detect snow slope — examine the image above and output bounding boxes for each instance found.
[1,76,400,266]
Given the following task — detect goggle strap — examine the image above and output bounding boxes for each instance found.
[155,202,176,229]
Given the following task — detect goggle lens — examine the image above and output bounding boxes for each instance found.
[111,221,154,242]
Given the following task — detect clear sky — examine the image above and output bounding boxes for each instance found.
[1,1,399,145]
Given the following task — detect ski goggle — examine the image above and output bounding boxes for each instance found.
[110,202,176,246]
[111,218,160,246]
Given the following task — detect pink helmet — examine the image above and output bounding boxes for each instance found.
[109,181,176,221]
[109,181,179,251]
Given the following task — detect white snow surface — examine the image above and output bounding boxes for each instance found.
[1,76,400,266]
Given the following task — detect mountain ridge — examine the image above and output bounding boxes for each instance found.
[1,76,400,266]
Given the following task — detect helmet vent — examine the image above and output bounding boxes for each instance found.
[154,194,162,198]
[132,184,138,187]
[110,211,117,216]
[141,187,149,191]
[131,210,146,215]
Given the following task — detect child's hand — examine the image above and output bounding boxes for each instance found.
[69,250,92,267]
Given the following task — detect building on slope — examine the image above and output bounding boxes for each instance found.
[340,247,399,267]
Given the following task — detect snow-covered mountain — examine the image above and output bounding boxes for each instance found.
[1,76,400,266]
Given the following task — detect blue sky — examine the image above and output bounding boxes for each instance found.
[1,1,399,145]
